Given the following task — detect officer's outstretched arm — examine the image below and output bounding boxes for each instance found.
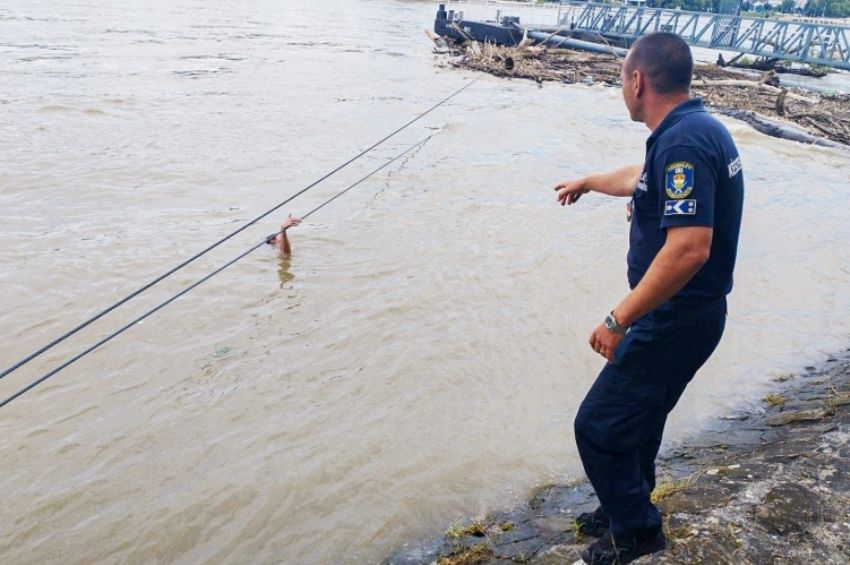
[555,164,642,206]
[612,226,712,327]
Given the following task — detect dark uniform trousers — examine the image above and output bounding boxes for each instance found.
[574,297,727,538]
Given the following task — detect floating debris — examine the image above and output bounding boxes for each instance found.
[432,38,850,147]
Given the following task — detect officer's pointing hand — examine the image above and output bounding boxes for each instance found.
[589,323,624,363]
[554,179,590,206]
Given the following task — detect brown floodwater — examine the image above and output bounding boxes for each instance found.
[1,0,849,562]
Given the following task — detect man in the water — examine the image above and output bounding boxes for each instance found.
[267,215,301,254]
[554,33,744,564]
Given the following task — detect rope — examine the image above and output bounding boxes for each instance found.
[0,76,479,381]
[0,135,433,409]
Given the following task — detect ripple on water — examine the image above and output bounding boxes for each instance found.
[177,54,245,61]
[171,68,233,78]
[38,104,74,112]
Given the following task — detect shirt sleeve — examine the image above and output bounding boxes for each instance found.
[654,145,717,229]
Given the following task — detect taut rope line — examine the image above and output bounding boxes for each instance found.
[1,76,480,382]
[0,135,434,409]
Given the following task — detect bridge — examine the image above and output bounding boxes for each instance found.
[563,2,850,70]
[439,1,850,71]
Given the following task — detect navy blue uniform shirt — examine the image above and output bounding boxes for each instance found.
[628,98,744,302]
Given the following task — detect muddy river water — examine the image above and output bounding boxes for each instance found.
[1,0,849,562]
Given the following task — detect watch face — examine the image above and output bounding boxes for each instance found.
[605,315,624,333]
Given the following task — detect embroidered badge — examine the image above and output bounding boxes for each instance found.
[664,161,694,199]
[664,199,696,216]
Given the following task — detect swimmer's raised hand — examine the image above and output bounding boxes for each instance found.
[282,215,302,230]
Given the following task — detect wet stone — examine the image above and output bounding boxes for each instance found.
[381,534,444,565]
[819,461,850,490]
[787,422,838,436]
[656,484,733,514]
[782,400,827,412]
[817,466,837,482]
[492,539,543,561]
[531,514,576,542]
[529,544,582,564]
[529,483,597,517]
[766,409,828,427]
[828,395,850,407]
[797,390,832,401]
[832,444,850,460]
[754,483,822,535]
[488,507,534,531]
[685,428,769,449]
[492,520,535,545]
[635,529,741,564]
[492,520,543,560]
[701,461,772,481]
[756,437,820,462]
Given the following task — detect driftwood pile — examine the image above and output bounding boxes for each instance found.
[436,38,850,147]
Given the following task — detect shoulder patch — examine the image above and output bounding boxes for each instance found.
[664,161,694,199]
[664,199,696,216]
[728,156,742,178]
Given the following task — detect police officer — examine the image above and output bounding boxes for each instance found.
[554,33,744,564]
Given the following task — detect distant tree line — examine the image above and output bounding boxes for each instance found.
[551,0,850,17]
[799,0,850,17]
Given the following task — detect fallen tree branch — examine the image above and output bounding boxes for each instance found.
[716,108,847,149]
[695,79,818,104]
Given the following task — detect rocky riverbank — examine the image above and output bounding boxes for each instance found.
[385,352,850,564]
[432,38,850,148]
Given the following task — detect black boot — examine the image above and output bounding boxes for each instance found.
[575,505,610,537]
[581,529,666,564]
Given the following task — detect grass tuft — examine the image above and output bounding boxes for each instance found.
[651,473,701,505]
[445,520,487,539]
[435,544,493,565]
[763,393,787,407]
[572,519,584,544]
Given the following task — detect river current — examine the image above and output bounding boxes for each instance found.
[1,0,849,562]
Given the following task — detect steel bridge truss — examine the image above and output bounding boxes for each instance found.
[568,2,850,71]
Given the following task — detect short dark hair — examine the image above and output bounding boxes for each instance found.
[625,33,693,94]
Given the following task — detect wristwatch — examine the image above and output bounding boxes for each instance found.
[604,311,628,335]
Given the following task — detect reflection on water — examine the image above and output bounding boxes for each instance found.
[0,0,849,564]
[277,254,295,287]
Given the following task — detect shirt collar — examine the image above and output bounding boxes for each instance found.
[647,98,705,144]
